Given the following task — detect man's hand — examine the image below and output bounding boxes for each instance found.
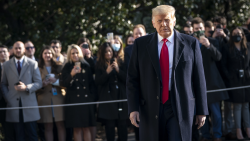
[130,111,140,127]
[14,81,27,91]
[195,115,206,129]
[200,37,210,48]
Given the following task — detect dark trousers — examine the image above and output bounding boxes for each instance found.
[37,123,46,141]
[4,122,16,141]
[159,101,182,141]
[192,117,199,141]
[12,100,38,141]
[134,126,139,140]
[105,119,127,141]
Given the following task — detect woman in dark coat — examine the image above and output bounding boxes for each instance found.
[61,44,96,141]
[76,37,97,141]
[222,27,250,140]
[95,42,128,141]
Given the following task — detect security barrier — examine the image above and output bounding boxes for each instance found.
[0,85,250,110]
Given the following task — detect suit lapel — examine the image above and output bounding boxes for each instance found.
[173,30,185,70]
[146,32,162,82]
[171,30,185,86]
[10,58,19,77]
[19,56,29,79]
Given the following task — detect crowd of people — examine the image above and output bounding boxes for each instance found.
[0,13,250,141]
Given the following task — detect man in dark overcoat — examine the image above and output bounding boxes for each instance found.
[126,5,209,141]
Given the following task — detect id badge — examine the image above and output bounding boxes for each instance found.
[52,88,58,95]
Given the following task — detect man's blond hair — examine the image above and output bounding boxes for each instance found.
[152,5,176,20]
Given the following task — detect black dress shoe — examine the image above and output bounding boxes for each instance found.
[225,132,237,140]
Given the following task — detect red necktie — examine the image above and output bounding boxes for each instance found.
[160,38,169,104]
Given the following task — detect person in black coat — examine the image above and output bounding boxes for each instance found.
[95,42,128,141]
[0,45,16,141]
[61,44,96,141]
[222,27,250,140]
[191,17,229,141]
[127,5,208,141]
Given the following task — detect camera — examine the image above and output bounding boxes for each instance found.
[81,44,89,49]
[193,30,205,39]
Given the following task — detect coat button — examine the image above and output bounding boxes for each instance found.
[17,98,19,101]
[49,90,52,93]
[77,94,80,97]
[83,79,85,82]
[85,95,88,97]
[108,91,110,93]
[157,96,159,99]
[77,87,79,89]
[157,77,158,79]
[83,87,86,89]
[155,115,158,119]
[76,79,78,81]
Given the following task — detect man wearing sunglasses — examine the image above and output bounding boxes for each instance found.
[24,41,38,62]
[50,40,66,65]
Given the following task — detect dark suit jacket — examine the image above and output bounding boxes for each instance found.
[124,45,133,68]
[247,34,250,43]
[200,37,229,104]
[126,30,208,141]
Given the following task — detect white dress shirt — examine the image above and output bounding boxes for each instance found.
[14,56,25,68]
[157,32,174,90]
[31,56,36,61]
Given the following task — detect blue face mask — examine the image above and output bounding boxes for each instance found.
[112,44,121,51]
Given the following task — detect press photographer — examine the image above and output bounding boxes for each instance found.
[191,17,229,141]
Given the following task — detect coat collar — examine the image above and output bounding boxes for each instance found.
[10,56,29,79]
[146,30,185,82]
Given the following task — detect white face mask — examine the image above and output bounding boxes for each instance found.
[112,44,121,51]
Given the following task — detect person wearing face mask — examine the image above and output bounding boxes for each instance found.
[95,42,127,141]
[191,17,229,141]
[61,44,96,141]
[110,35,124,60]
[36,46,66,141]
[222,27,250,140]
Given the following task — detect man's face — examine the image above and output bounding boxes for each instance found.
[13,42,25,59]
[0,48,9,62]
[24,42,35,58]
[51,43,61,56]
[152,14,176,38]
[205,27,214,37]
[183,27,193,35]
[193,23,205,32]
[133,27,146,40]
